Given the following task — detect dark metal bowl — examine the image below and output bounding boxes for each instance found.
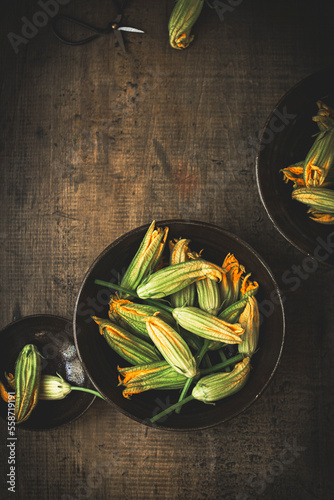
[256,65,334,267]
[74,220,285,431]
[0,315,95,430]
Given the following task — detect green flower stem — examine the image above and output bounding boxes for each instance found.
[202,352,212,368]
[70,386,105,400]
[200,354,243,375]
[175,339,210,414]
[94,279,174,313]
[218,348,231,372]
[150,394,195,423]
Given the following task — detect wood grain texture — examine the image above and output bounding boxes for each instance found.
[1,0,334,499]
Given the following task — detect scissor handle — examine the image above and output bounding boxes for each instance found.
[51,15,115,46]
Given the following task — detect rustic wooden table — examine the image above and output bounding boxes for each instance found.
[1,1,334,499]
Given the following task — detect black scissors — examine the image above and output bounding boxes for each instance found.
[51,0,144,52]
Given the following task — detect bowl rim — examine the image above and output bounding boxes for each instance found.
[0,313,96,431]
[73,219,285,431]
[255,65,334,268]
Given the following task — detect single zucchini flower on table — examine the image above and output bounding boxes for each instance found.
[168,0,204,50]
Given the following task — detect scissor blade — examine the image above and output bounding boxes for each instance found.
[117,26,145,33]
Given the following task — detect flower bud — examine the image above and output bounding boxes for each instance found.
[145,315,197,378]
[93,317,160,365]
[303,102,334,187]
[14,344,42,424]
[238,297,260,357]
[169,238,196,308]
[172,306,244,344]
[118,360,188,398]
[168,0,204,50]
[137,260,223,299]
[196,278,221,316]
[39,374,72,400]
[192,357,251,403]
[292,187,334,215]
[120,221,169,296]
[220,254,245,309]
[109,297,174,339]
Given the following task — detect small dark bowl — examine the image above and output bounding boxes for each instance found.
[0,315,95,430]
[74,220,285,431]
[256,65,334,267]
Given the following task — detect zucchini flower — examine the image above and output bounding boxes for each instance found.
[196,278,221,316]
[118,360,188,398]
[303,127,334,187]
[238,297,260,357]
[93,317,160,365]
[240,273,259,298]
[307,211,334,224]
[109,297,174,339]
[0,373,71,402]
[192,357,251,403]
[300,102,334,187]
[292,187,334,221]
[145,315,197,378]
[137,259,223,299]
[172,306,244,344]
[39,374,72,400]
[169,238,196,308]
[313,101,334,132]
[281,162,305,188]
[220,254,245,309]
[3,373,104,403]
[168,0,204,50]
[14,344,42,424]
[188,249,221,315]
[120,221,169,296]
